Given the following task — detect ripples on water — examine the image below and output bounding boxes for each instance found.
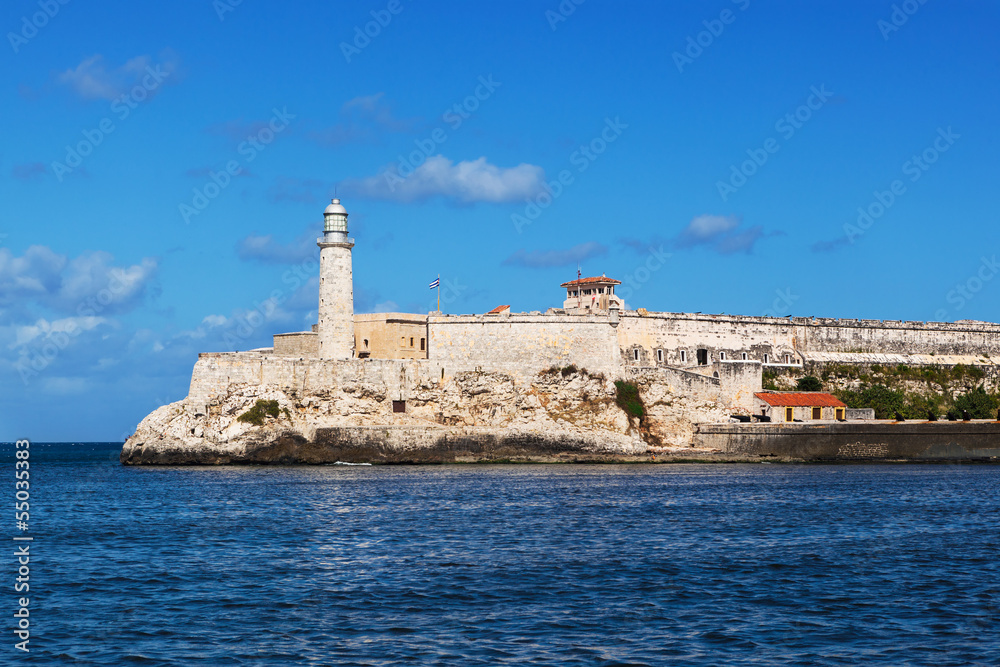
[16,444,1000,665]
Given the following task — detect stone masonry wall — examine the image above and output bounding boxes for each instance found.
[273,332,319,357]
[427,313,621,378]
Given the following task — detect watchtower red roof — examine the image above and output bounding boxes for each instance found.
[560,276,621,288]
[487,305,510,314]
[754,392,846,408]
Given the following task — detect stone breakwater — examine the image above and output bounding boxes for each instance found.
[121,353,734,465]
[693,421,1000,461]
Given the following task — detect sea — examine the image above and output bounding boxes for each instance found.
[7,442,1000,665]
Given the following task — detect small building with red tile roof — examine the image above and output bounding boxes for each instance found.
[561,274,623,313]
[487,305,510,315]
[754,391,847,422]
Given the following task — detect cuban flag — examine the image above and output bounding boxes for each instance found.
[429,278,440,289]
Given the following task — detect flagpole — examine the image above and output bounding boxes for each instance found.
[436,274,440,313]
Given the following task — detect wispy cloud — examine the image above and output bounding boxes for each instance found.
[344,155,545,204]
[236,231,318,265]
[674,214,775,255]
[811,237,851,253]
[55,52,179,101]
[11,163,46,180]
[307,92,418,147]
[0,245,159,314]
[503,242,608,269]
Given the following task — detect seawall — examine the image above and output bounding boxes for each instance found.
[694,421,1000,461]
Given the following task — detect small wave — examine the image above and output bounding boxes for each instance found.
[333,461,372,466]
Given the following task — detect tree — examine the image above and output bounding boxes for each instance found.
[841,384,905,420]
[796,376,823,392]
[954,386,999,419]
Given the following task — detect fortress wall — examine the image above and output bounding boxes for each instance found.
[617,313,797,365]
[617,312,1000,363]
[186,353,438,411]
[272,332,319,356]
[793,319,1000,355]
[427,314,621,378]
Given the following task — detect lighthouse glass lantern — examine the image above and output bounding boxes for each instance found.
[324,198,348,233]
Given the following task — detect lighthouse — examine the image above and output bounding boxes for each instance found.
[317,198,355,359]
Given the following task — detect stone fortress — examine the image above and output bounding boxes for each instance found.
[121,199,1000,464]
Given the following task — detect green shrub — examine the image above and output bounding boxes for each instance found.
[762,370,781,390]
[561,364,579,377]
[614,381,645,420]
[838,384,905,420]
[954,386,999,419]
[237,399,281,426]
[795,376,823,392]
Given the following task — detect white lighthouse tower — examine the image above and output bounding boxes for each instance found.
[317,198,355,359]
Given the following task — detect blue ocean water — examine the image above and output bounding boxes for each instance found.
[9,443,1000,665]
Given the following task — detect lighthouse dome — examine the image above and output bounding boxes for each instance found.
[324,198,347,215]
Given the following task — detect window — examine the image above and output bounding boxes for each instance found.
[785,407,794,422]
[741,352,748,360]
[697,349,708,366]
[812,407,822,420]
[785,354,791,364]
[392,400,406,413]
[657,349,663,362]
[400,336,405,347]
[420,338,426,351]
[763,353,770,364]
[719,352,726,360]
[713,371,719,379]
[363,339,369,349]
[633,349,640,361]
[680,350,687,363]
[410,337,414,347]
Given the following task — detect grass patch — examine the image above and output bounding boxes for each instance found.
[237,399,281,426]
[614,381,645,420]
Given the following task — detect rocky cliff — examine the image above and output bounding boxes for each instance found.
[121,363,729,465]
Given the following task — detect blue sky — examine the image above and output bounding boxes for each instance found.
[3,0,999,441]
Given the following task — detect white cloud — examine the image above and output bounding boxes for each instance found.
[673,214,774,255]
[677,215,741,246]
[0,246,158,314]
[9,316,107,349]
[56,53,178,101]
[344,155,545,204]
